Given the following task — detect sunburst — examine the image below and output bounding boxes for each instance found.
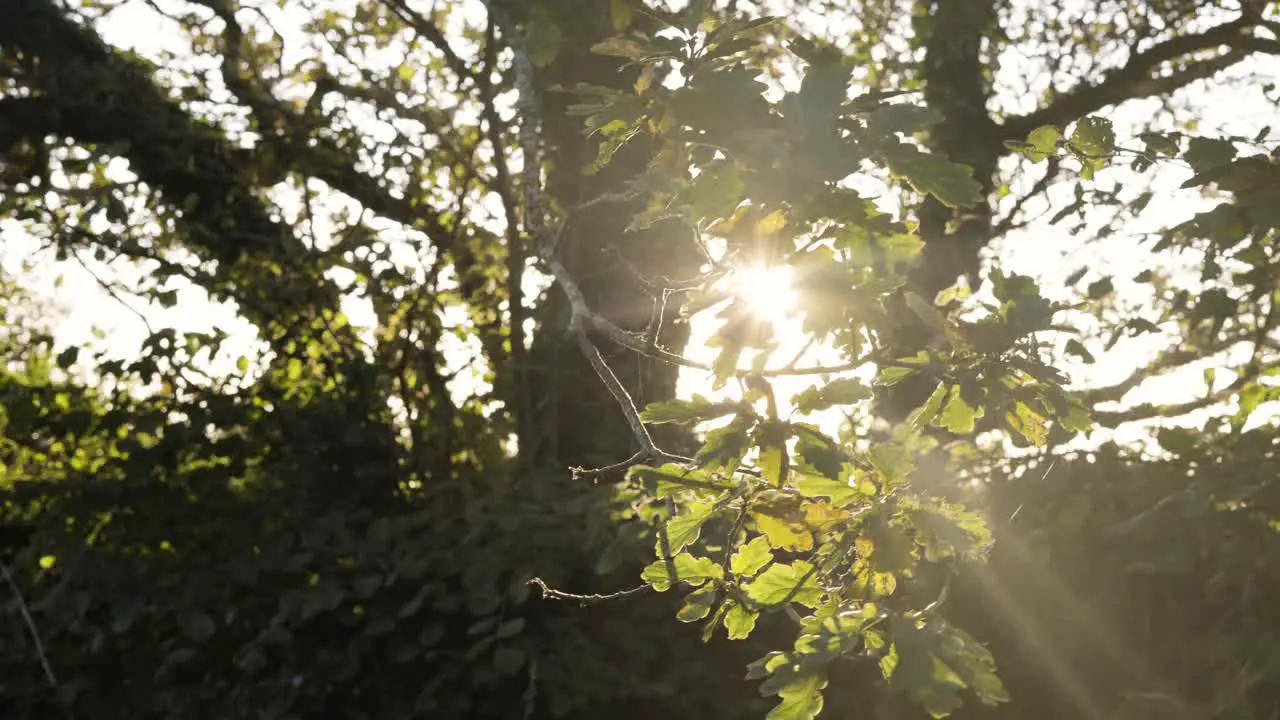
[728,264,798,326]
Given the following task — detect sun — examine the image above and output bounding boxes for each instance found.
[729,264,797,325]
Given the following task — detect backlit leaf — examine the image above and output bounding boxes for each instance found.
[731,536,774,577]
[664,500,718,553]
[753,513,814,552]
[676,585,718,623]
[767,671,827,720]
[793,473,860,506]
[641,395,740,425]
[641,553,724,592]
[744,561,823,607]
[723,602,760,639]
[791,378,872,414]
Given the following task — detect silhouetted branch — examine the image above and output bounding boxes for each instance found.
[1082,336,1247,406]
[1003,13,1267,139]
[1,563,62,705]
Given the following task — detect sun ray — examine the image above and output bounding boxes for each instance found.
[728,264,797,326]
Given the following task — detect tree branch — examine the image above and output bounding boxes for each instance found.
[192,0,456,248]
[1081,335,1248,406]
[1003,15,1264,139]
[1093,378,1246,426]
[0,2,342,337]
[380,0,479,90]
[994,156,1061,236]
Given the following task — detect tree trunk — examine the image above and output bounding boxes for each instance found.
[518,2,701,471]
[881,0,1005,421]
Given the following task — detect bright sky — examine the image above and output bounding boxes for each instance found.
[3,0,1277,450]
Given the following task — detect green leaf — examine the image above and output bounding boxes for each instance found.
[744,561,823,607]
[1022,125,1061,162]
[238,647,267,675]
[1183,136,1237,173]
[758,422,790,487]
[1138,131,1181,157]
[792,426,848,481]
[869,444,914,486]
[664,500,718,553]
[680,0,712,30]
[696,416,754,474]
[495,618,525,639]
[755,209,788,235]
[793,473,860,506]
[730,536,774,577]
[879,142,982,208]
[526,8,563,68]
[676,584,718,622]
[1066,117,1115,179]
[723,602,760,639]
[1156,427,1198,455]
[875,364,919,387]
[791,378,872,414]
[686,161,745,221]
[609,0,633,32]
[641,395,740,425]
[767,674,827,720]
[493,647,526,676]
[1086,277,1114,300]
[642,553,724,592]
[1006,401,1049,445]
[907,382,948,430]
[938,386,982,434]
[177,610,216,643]
[1070,116,1115,157]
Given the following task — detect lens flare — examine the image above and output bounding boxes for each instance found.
[730,264,797,325]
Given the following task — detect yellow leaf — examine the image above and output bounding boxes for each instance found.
[802,501,852,532]
[754,209,787,235]
[752,513,813,552]
[855,535,874,558]
[759,442,788,487]
[610,0,633,32]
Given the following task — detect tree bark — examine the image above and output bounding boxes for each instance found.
[518,2,701,471]
[880,0,1004,421]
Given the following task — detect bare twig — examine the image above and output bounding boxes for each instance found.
[1,562,61,698]
[527,577,652,605]
[571,449,650,480]
[381,0,478,90]
[572,328,661,454]
[994,156,1061,237]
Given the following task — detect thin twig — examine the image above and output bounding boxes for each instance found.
[1,562,61,697]
[571,329,660,454]
[571,449,650,479]
[527,577,652,605]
